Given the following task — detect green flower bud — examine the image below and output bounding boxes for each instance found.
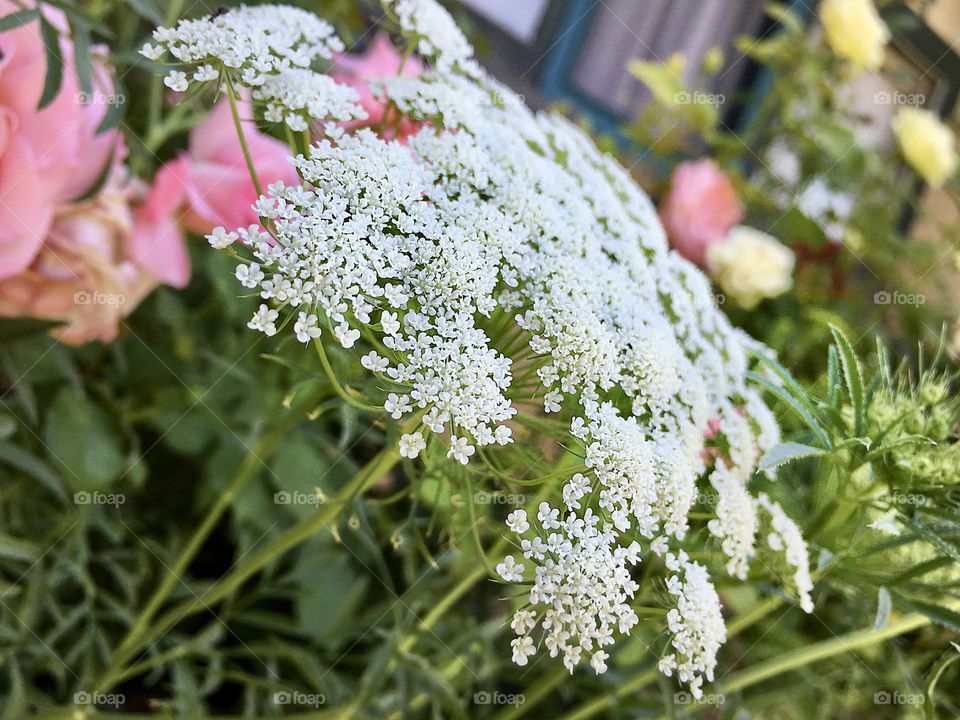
[920,381,947,406]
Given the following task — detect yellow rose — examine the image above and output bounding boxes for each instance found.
[820,0,890,71]
[891,107,959,188]
[706,226,795,309]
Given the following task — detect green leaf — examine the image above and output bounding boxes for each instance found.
[0,317,61,342]
[826,346,840,408]
[95,75,125,134]
[124,0,164,25]
[290,545,369,647]
[925,643,960,720]
[753,353,824,426]
[900,516,960,564]
[43,387,125,491]
[876,336,893,387]
[37,15,64,110]
[900,598,960,632]
[759,442,828,472]
[830,325,866,435]
[0,533,40,563]
[41,1,114,37]
[0,7,38,32]
[72,22,93,97]
[0,441,66,499]
[747,371,832,449]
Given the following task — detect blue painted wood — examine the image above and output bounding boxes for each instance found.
[535,0,821,139]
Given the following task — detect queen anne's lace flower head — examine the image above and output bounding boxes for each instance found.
[383,0,477,74]
[252,70,367,131]
[659,552,727,699]
[157,0,816,697]
[141,4,343,91]
[757,493,815,613]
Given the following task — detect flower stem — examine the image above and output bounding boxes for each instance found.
[94,385,327,693]
[225,76,264,198]
[716,604,960,694]
[313,337,381,412]
[93,424,403,695]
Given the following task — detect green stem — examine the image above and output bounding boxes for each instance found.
[717,604,960,694]
[225,77,263,198]
[94,436,403,695]
[313,338,381,412]
[95,386,327,692]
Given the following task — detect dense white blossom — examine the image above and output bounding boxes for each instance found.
[384,0,476,74]
[707,465,757,579]
[142,4,343,91]
[186,0,813,695]
[252,69,366,131]
[506,505,642,673]
[757,493,815,613]
[659,552,726,699]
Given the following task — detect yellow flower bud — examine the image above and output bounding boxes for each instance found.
[891,107,958,188]
[820,0,890,71]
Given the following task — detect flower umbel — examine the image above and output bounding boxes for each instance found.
[142,0,818,696]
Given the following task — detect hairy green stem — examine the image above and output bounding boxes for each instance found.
[717,603,960,694]
[95,386,327,693]
[225,76,263,198]
[94,433,402,695]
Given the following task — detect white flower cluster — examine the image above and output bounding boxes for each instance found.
[658,552,727,699]
[384,0,477,74]
[142,5,343,93]
[707,464,758,580]
[185,0,811,696]
[498,505,641,674]
[757,493,815,613]
[251,69,367,131]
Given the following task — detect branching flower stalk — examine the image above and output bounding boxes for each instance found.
[139,0,818,700]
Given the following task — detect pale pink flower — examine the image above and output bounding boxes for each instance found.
[0,171,176,344]
[0,1,118,278]
[659,159,744,266]
[0,2,188,343]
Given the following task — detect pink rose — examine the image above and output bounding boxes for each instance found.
[659,160,744,266]
[0,2,189,343]
[148,95,299,236]
[0,171,167,344]
[330,32,423,138]
[0,1,118,278]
